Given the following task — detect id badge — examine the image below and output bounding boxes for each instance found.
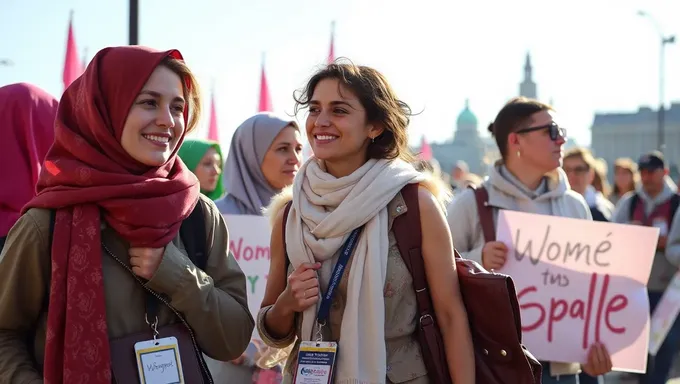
[293,341,338,384]
[134,336,185,384]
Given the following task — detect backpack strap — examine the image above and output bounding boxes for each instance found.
[179,202,208,270]
[468,185,496,242]
[670,194,680,224]
[282,201,293,271]
[628,193,640,222]
[392,184,434,324]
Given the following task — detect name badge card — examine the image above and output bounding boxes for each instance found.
[293,341,338,384]
[134,336,185,384]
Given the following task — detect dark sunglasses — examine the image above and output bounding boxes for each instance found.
[515,122,567,141]
[563,165,589,174]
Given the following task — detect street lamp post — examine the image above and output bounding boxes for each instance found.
[638,10,676,153]
[129,0,139,45]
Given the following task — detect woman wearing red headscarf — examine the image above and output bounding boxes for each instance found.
[0,82,58,253]
[0,46,253,383]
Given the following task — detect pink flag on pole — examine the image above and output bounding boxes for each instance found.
[419,136,433,161]
[327,21,336,64]
[258,54,273,112]
[207,91,219,141]
[63,11,82,91]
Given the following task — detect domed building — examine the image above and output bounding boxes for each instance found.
[418,53,545,179]
[430,99,486,175]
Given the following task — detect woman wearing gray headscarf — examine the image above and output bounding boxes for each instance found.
[216,112,302,215]
[211,112,303,383]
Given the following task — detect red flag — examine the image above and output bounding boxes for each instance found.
[207,91,219,141]
[419,136,433,161]
[258,55,273,112]
[327,21,336,64]
[63,11,82,91]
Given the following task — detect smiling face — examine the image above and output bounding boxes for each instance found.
[261,125,303,190]
[120,65,186,166]
[305,78,382,177]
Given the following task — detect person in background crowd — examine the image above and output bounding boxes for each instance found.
[446,97,612,383]
[563,147,615,222]
[215,112,302,216]
[413,159,454,201]
[591,157,611,199]
[177,138,226,200]
[414,157,452,185]
[460,172,483,189]
[0,46,254,383]
[0,83,58,253]
[259,62,475,383]
[450,160,469,191]
[611,157,639,206]
[211,112,303,383]
[612,151,680,384]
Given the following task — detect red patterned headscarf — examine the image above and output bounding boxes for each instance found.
[23,46,200,384]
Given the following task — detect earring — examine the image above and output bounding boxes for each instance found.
[371,136,375,143]
[516,150,521,158]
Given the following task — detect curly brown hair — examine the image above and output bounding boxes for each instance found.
[294,60,415,163]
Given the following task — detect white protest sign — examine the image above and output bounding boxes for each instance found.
[223,214,272,340]
[649,271,680,355]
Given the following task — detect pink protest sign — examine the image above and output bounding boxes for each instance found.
[496,210,658,373]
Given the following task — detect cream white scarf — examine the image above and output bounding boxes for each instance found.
[285,157,424,384]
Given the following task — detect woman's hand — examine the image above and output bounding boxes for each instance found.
[581,343,613,376]
[481,241,508,271]
[275,262,321,315]
[129,247,165,280]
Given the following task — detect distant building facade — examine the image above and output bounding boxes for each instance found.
[590,104,680,180]
[431,100,486,175]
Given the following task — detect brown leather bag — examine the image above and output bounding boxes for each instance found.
[391,183,542,384]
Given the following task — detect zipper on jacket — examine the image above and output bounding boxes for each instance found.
[102,243,214,384]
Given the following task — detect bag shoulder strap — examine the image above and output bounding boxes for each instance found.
[467,184,495,242]
[392,183,435,323]
[282,201,293,271]
[179,202,208,270]
[628,193,640,221]
[670,194,680,222]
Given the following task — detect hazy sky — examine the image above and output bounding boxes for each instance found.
[1,0,678,150]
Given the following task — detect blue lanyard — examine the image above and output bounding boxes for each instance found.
[316,226,364,325]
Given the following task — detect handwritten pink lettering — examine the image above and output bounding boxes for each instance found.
[517,273,628,349]
[230,237,270,261]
